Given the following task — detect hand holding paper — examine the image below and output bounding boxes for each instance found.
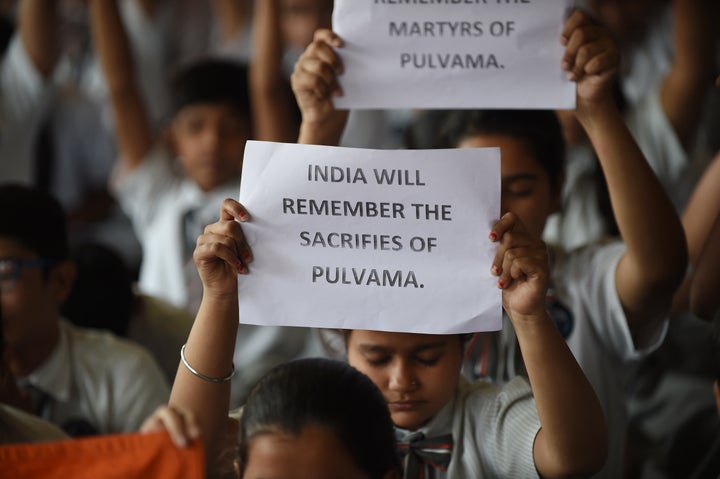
[291,29,349,145]
[561,10,620,115]
[331,0,575,109]
[193,199,252,297]
[238,141,502,334]
[490,212,550,323]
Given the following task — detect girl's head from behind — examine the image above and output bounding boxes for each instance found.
[436,110,565,239]
[239,357,401,479]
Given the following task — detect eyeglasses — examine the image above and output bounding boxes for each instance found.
[0,258,56,290]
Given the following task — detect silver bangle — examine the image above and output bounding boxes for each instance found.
[180,344,235,383]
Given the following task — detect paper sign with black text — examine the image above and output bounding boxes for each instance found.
[332,0,575,109]
[238,140,502,334]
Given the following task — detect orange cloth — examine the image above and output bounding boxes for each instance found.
[0,431,204,478]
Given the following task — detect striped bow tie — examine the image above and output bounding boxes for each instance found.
[397,433,453,479]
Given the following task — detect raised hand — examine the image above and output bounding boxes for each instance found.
[561,10,620,114]
[489,212,549,321]
[193,199,252,297]
[291,29,349,145]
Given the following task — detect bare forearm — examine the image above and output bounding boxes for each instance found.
[250,0,300,142]
[661,0,718,148]
[682,154,720,263]
[578,102,687,319]
[690,214,720,320]
[89,0,154,170]
[212,0,251,42]
[18,0,59,78]
[514,315,607,478]
[298,116,347,146]
[169,293,239,470]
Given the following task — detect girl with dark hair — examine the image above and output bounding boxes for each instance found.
[291,9,686,479]
[238,357,400,479]
[155,200,400,479]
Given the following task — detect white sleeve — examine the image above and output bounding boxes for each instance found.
[109,340,170,433]
[564,242,668,361]
[110,147,180,231]
[625,85,688,206]
[0,35,50,126]
[473,377,541,478]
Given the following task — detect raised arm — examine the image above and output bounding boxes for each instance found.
[682,152,720,320]
[291,29,349,145]
[563,11,687,345]
[491,213,607,478]
[249,0,301,142]
[18,0,60,78]
[168,199,252,475]
[660,0,718,149]
[88,0,154,171]
[212,0,251,48]
[690,213,720,320]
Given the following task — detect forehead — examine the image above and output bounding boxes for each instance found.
[173,103,246,123]
[348,330,458,351]
[244,425,368,479]
[457,134,545,178]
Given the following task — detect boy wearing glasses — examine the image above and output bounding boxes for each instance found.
[0,185,168,436]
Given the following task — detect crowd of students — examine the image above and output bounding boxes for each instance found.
[1,0,719,478]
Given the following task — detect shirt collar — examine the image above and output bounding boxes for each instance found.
[395,377,464,442]
[22,320,73,402]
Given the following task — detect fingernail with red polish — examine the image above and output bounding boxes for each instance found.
[491,265,500,276]
[497,280,505,289]
[488,232,497,242]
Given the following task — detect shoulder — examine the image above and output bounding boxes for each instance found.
[0,404,69,444]
[460,376,535,418]
[551,240,626,285]
[62,321,165,374]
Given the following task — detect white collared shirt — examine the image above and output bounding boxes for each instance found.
[395,376,540,479]
[18,320,169,435]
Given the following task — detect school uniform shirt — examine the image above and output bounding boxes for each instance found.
[395,376,540,479]
[16,320,169,436]
[0,35,54,185]
[543,84,688,251]
[112,147,316,407]
[467,241,668,479]
[112,146,239,310]
[0,404,69,444]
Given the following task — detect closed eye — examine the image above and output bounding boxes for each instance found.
[415,355,441,366]
[364,354,392,366]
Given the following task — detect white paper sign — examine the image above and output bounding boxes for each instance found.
[238,140,502,334]
[332,0,575,109]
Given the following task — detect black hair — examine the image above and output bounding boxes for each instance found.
[0,15,13,57]
[61,242,134,337]
[403,110,453,150]
[169,59,251,121]
[0,184,68,261]
[239,358,401,479]
[435,110,566,193]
